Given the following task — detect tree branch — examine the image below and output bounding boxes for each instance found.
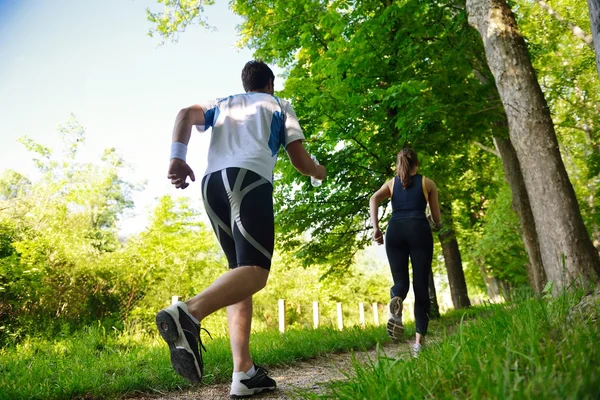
[473,141,500,157]
[533,0,594,49]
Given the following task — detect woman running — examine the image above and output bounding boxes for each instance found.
[369,148,441,357]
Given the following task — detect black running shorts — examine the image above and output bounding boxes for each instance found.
[201,168,274,270]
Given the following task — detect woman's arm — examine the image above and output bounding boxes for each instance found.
[369,182,392,244]
[427,179,442,226]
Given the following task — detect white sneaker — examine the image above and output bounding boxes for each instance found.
[230,365,277,398]
[413,343,422,358]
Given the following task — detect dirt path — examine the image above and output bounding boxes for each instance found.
[128,342,412,400]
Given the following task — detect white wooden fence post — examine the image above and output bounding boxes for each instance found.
[278,299,286,333]
[313,301,319,329]
[372,302,380,326]
[171,296,180,305]
[359,302,365,326]
[337,302,344,331]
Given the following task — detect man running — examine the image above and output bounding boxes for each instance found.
[155,60,326,398]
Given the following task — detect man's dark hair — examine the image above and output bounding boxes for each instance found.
[241,60,275,92]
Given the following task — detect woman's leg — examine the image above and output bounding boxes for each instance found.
[406,219,434,340]
[385,221,410,300]
[385,222,410,340]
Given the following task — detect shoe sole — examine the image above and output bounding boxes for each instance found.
[156,308,202,383]
[387,319,405,342]
[387,297,404,341]
[230,387,276,399]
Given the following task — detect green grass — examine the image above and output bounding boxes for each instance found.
[0,306,486,400]
[304,290,600,400]
[0,323,381,399]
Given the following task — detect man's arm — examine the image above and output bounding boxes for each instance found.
[168,105,206,190]
[172,105,206,144]
[286,140,326,180]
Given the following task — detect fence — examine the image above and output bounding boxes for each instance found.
[172,296,384,333]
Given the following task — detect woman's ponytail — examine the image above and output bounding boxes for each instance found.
[395,148,418,188]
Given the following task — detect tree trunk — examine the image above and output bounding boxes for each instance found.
[478,262,502,303]
[438,226,471,309]
[428,271,441,319]
[588,0,600,79]
[494,136,547,293]
[467,0,600,291]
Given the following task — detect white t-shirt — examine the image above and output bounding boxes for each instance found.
[196,92,305,183]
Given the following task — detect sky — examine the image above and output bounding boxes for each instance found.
[0,0,286,234]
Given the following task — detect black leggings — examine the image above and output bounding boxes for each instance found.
[385,218,433,335]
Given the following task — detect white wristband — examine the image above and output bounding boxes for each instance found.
[170,142,188,162]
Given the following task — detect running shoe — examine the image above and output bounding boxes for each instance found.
[230,365,277,398]
[387,296,404,341]
[156,301,206,383]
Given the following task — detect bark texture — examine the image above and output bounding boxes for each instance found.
[467,0,600,290]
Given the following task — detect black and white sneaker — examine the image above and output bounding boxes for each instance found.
[387,296,404,342]
[155,301,206,383]
[230,365,277,398]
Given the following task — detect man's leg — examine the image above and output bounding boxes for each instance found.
[157,168,274,386]
[227,296,253,373]
[227,293,277,398]
[185,265,268,323]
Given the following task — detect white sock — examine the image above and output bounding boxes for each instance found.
[232,364,256,380]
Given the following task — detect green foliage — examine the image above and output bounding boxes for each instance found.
[475,185,529,285]
[0,117,142,342]
[110,195,225,330]
[460,183,530,291]
[146,0,216,45]
[0,118,227,343]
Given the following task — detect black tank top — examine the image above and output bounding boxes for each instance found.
[390,174,427,221]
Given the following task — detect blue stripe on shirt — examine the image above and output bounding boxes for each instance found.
[204,107,220,131]
[268,110,285,156]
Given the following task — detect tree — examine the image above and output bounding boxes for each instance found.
[514,0,600,252]
[428,264,441,318]
[494,137,546,292]
[466,0,600,290]
[0,117,140,338]
[0,170,30,201]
